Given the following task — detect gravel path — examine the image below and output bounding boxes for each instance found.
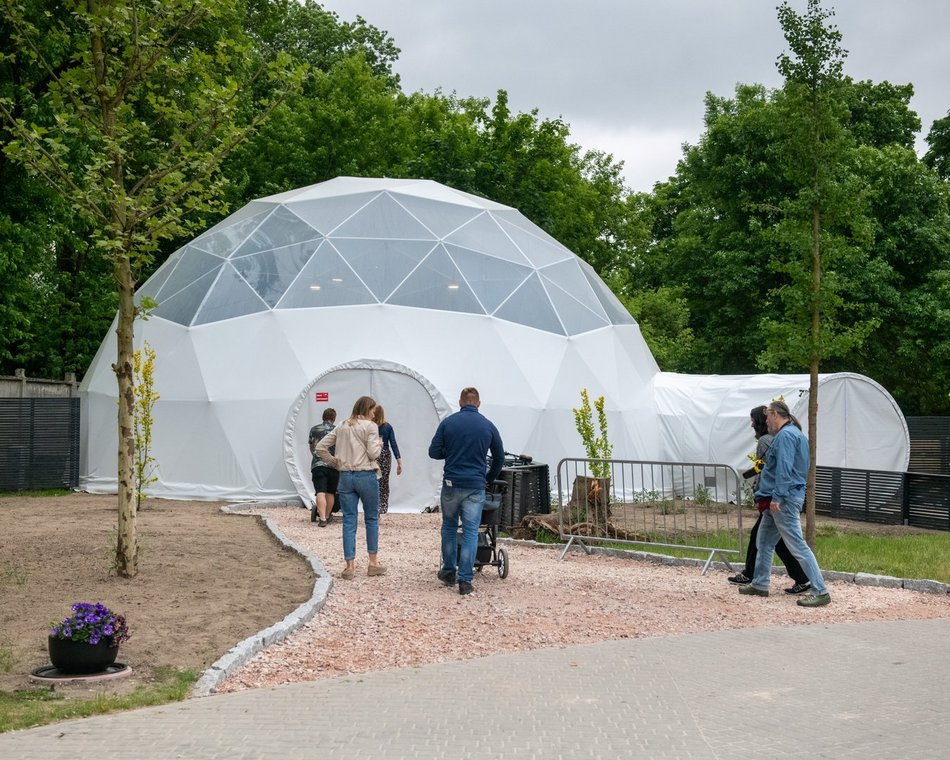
[217,509,950,693]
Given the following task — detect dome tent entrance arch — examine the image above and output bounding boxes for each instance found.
[284,360,452,513]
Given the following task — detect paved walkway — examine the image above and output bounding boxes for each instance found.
[2,617,947,758]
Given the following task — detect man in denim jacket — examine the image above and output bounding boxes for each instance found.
[429,387,505,596]
[739,400,832,607]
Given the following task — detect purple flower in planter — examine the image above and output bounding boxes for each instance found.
[49,602,131,647]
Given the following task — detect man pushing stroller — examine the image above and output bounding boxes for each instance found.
[429,387,505,596]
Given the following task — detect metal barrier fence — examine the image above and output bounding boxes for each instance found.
[815,466,950,531]
[556,458,744,573]
[0,398,80,491]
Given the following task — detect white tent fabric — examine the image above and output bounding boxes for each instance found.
[79,177,910,508]
[652,371,910,473]
[79,178,660,510]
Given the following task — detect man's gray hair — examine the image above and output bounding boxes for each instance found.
[768,400,791,419]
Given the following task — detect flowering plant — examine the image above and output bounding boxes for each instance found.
[49,602,131,647]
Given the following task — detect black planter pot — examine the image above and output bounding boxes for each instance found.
[48,636,119,674]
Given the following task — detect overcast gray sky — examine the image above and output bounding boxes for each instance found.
[320,0,949,192]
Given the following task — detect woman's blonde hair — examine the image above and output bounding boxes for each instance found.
[373,404,386,425]
[349,396,377,422]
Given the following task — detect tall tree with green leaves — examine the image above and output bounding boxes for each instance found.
[767,0,876,543]
[0,0,304,576]
[923,110,950,180]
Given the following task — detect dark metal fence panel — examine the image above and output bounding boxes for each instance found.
[905,473,950,531]
[906,416,950,474]
[814,467,905,525]
[815,465,950,531]
[0,398,80,491]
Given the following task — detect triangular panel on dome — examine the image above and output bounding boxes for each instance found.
[493,209,566,248]
[152,268,220,325]
[230,205,322,259]
[392,194,483,239]
[287,191,379,235]
[391,179,503,209]
[231,240,319,307]
[493,272,565,335]
[445,213,531,266]
[332,192,436,240]
[190,208,271,257]
[333,238,436,301]
[579,259,636,325]
[156,401,245,486]
[539,259,608,320]
[387,245,484,315]
[198,200,272,237]
[445,243,532,313]
[155,247,224,302]
[136,249,182,304]
[277,240,377,308]
[543,281,611,335]
[193,265,269,325]
[497,217,573,268]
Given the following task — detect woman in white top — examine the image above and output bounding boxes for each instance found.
[316,396,385,579]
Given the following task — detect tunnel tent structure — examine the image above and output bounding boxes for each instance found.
[652,371,911,474]
[79,177,661,509]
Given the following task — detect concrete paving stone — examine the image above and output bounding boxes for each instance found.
[2,613,947,758]
[902,578,948,594]
[854,571,903,588]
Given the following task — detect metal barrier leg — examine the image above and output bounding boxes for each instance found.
[701,549,737,576]
[558,535,592,560]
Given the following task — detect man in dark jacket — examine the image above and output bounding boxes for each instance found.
[429,387,505,595]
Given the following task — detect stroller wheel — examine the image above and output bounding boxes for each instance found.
[475,564,483,573]
[498,548,509,579]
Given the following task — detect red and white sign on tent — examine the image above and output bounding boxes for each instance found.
[314,391,329,403]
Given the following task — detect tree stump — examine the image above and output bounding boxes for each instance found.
[569,475,611,533]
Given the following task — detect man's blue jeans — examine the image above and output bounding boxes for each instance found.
[338,471,380,561]
[440,485,485,583]
[751,490,828,596]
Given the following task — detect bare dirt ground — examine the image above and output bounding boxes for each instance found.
[2,493,948,701]
[0,493,313,696]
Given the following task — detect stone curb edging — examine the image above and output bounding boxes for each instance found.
[499,537,950,595]
[192,500,329,697]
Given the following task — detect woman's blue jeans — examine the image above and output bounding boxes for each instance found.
[751,491,828,595]
[338,471,380,561]
[439,486,485,583]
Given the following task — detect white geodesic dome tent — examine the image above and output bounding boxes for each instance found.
[79,177,662,509]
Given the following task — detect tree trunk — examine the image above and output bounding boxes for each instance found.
[112,255,138,578]
[805,202,820,549]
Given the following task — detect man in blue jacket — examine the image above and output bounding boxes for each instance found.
[429,387,505,595]
[740,400,832,607]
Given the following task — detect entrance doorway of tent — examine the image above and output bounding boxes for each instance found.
[285,360,451,512]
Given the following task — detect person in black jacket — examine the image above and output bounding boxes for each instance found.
[428,387,505,596]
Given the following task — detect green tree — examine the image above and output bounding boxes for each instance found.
[0,0,304,577]
[923,110,950,180]
[770,0,884,543]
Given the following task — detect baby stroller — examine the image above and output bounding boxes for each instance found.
[457,479,510,579]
